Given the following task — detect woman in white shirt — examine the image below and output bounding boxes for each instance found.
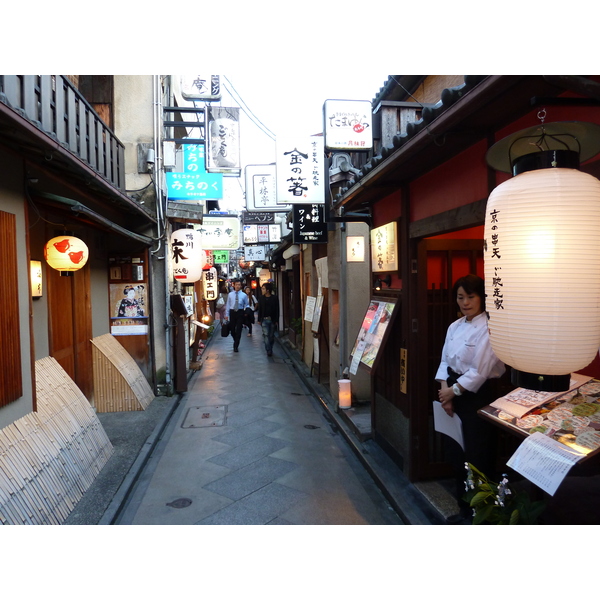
[435,274,505,521]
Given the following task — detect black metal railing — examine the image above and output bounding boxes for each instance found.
[0,75,125,191]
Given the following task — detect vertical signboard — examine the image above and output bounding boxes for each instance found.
[292,204,327,244]
[206,107,241,174]
[276,136,325,205]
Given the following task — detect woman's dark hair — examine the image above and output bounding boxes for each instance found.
[452,274,485,311]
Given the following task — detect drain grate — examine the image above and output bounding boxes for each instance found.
[166,498,192,509]
[181,405,227,428]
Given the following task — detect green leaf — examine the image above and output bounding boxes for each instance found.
[509,509,519,525]
[470,491,492,507]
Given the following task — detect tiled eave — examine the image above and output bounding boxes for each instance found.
[334,75,570,212]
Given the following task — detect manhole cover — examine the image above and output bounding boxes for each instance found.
[181,405,227,428]
[166,498,192,509]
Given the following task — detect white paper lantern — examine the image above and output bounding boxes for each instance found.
[170,229,203,283]
[44,235,89,275]
[484,166,600,388]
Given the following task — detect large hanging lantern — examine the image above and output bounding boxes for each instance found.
[170,229,203,283]
[484,121,600,391]
[44,235,89,276]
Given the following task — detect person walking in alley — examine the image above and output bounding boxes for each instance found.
[257,282,279,357]
[224,279,249,352]
[244,286,258,336]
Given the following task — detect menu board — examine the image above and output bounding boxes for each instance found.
[349,299,396,373]
[480,378,600,460]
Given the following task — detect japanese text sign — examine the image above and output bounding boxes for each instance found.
[292,204,327,244]
[206,107,241,174]
[370,222,398,272]
[203,267,218,301]
[245,164,290,212]
[244,246,266,261]
[323,100,373,151]
[196,217,240,250]
[166,172,223,201]
[276,136,325,205]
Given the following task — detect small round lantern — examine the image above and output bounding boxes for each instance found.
[44,235,89,276]
[484,121,600,391]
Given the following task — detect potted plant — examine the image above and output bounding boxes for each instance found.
[463,463,546,525]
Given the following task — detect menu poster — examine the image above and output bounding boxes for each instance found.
[304,296,317,322]
[350,299,396,370]
[311,296,324,333]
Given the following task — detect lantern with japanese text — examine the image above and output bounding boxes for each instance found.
[44,235,89,276]
[484,121,600,391]
[170,229,203,283]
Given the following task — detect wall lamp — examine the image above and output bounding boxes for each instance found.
[484,118,600,392]
[374,274,391,291]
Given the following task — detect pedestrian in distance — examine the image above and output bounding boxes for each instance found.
[257,282,279,357]
[224,279,249,352]
[435,274,506,523]
[244,286,258,336]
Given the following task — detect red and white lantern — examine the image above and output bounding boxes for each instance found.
[44,235,89,276]
[170,229,203,283]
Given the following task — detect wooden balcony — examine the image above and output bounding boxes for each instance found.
[0,75,125,192]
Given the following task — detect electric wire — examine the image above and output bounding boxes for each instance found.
[221,75,276,141]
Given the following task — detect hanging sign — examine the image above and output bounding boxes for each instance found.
[269,224,281,243]
[243,224,258,244]
[245,164,291,212]
[180,75,221,100]
[206,107,241,174]
[244,246,266,261]
[170,229,203,282]
[212,250,229,264]
[203,267,218,301]
[184,144,207,173]
[292,204,327,244]
[166,172,222,201]
[196,217,240,250]
[257,225,269,242]
[276,136,325,205]
[323,99,373,151]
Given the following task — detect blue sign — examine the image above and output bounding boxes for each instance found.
[183,144,207,173]
[166,172,223,201]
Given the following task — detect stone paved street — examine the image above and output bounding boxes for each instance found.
[115,325,403,525]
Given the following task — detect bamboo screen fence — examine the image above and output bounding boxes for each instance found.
[91,334,154,413]
[0,356,113,525]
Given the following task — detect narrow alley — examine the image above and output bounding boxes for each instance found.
[113,325,403,525]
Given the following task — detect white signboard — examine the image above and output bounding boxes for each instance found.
[257,225,269,242]
[196,217,240,250]
[269,224,281,243]
[206,107,241,174]
[371,222,398,272]
[324,99,373,151]
[276,136,325,205]
[245,165,291,212]
[203,267,218,301]
[244,245,266,261]
[243,224,258,244]
[180,75,221,100]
